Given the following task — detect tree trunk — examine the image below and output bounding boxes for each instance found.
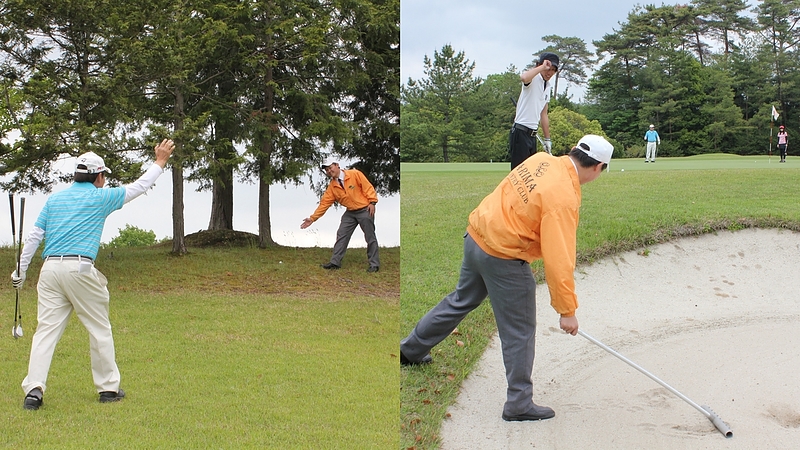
[257,67,276,248]
[171,155,187,254]
[208,173,234,230]
[171,87,187,254]
[553,74,559,99]
[258,167,275,248]
[207,76,237,231]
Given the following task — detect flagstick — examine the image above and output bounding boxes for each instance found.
[770,106,780,164]
[770,121,773,164]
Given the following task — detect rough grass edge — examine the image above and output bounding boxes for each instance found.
[526,220,800,284]
[580,219,796,265]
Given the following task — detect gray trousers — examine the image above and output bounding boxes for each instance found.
[401,234,538,415]
[331,207,380,268]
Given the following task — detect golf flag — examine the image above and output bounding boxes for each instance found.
[772,105,780,121]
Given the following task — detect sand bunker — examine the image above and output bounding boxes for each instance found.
[441,228,800,449]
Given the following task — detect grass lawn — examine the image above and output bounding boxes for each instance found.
[400,154,800,449]
[1,242,399,449]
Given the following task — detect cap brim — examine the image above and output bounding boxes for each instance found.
[74,168,111,174]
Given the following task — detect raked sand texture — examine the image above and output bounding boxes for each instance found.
[440,228,800,449]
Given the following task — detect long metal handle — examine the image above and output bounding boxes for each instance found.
[17,197,24,271]
[8,193,15,247]
[578,329,732,438]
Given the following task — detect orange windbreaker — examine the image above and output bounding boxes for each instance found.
[309,168,378,222]
[466,153,582,317]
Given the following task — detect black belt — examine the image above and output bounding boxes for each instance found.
[45,255,93,262]
[513,123,538,137]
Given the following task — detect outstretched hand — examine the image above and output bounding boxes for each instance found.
[154,139,175,168]
[300,218,313,229]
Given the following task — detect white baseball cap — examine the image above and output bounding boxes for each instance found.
[75,152,112,174]
[576,135,614,165]
[649,124,655,128]
[320,156,338,169]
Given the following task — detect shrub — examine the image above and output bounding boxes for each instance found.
[107,224,156,248]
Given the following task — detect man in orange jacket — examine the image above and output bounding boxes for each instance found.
[301,157,380,272]
[401,135,613,422]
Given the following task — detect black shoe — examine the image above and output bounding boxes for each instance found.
[321,263,340,270]
[400,351,432,366]
[23,388,43,410]
[99,388,126,403]
[502,404,555,421]
[367,266,379,273]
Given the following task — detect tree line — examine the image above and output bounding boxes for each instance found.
[0,0,399,253]
[401,0,796,162]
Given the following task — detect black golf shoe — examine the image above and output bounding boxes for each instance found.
[99,388,126,403]
[321,262,340,270]
[367,266,379,273]
[400,351,432,366]
[23,388,43,410]
[502,403,555,422]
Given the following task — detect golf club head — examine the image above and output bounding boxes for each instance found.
[12,324,23,339]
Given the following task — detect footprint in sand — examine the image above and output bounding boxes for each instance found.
[767,403,800,428]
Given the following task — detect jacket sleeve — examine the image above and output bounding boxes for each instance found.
[309,184,336,222]
[539,207,579,317]
[356,170,378,204]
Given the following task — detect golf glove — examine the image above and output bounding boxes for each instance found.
[543,138,552,153]
[11,270,25,290]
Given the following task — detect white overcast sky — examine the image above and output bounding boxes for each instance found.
[0,158,399,248]
[400,0,754,101]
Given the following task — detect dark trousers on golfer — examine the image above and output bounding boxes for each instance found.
[779,144,787,161]
[330,207,380,268]
[401,234,538,416]
[509,124,538,170]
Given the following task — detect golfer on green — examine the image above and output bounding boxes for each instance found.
[401,135,613,422]
[11,139,174,410]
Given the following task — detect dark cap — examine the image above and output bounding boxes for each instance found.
[537,52,560,70]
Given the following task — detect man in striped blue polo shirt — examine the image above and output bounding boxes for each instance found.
[11,139,174,410]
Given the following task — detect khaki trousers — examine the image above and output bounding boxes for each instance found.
[646,141,658,161]
[22,259,121,394]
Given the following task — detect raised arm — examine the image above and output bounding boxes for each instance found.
[124,139,175,203]
[520,59,552,85]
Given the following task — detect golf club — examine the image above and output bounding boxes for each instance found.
[535,133,552,156]
[9,193,24,339]
[577,329,733,438]
[509,96,552,155]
